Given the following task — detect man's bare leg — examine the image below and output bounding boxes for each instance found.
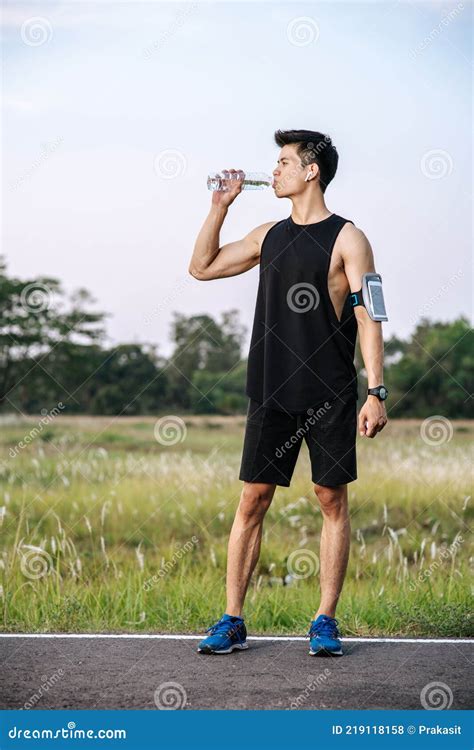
[225,481,276,617]
[312,483,351,619]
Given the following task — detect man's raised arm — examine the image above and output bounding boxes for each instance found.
[188,169,275,281]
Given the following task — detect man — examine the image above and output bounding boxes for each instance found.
[188,129,388,657]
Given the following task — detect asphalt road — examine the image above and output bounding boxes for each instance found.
[0,636,472,710]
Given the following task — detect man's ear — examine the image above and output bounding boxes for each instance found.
[305,166,318,182]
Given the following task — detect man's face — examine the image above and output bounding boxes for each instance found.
[272,144,315,198]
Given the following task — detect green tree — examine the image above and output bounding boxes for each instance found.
[167,310,246,409]
[386,317,473,418]
[190,359,247,414]
[89,344,169,415]
[0,257,106,409]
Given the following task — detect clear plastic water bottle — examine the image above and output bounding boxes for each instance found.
[207,171,272,191]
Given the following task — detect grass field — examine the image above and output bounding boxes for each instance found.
[0,414,472,637]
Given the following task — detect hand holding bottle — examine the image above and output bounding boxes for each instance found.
[210,169,246,208]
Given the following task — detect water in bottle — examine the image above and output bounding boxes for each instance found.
[207,171,272,191]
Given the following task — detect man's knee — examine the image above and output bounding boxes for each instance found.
[313,483,348,516]
[238,483,275,522]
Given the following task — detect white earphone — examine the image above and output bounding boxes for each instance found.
[304,172,312,182]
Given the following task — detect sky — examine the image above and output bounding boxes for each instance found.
[2,0,472,357]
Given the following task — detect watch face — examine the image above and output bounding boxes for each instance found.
[379,387,387,400]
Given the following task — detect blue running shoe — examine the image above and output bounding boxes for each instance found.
[198,613,248,654]
[308,614,343,656]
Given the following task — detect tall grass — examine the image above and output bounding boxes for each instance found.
[0,416,472,635]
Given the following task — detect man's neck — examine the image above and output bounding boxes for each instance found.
[290,193,331,225]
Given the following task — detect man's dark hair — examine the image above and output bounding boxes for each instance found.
[274,129,339,193]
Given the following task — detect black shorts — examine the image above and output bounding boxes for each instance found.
[238,392,357,488]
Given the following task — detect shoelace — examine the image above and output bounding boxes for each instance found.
[308,616,340,639]
[206,617,244,642]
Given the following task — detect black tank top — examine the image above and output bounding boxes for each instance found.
[245,213,358,412]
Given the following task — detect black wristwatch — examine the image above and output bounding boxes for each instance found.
[368,385,388,401]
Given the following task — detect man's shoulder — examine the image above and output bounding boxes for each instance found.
[335,219,371,259]
[247,220,284,255]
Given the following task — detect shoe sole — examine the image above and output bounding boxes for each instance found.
[309,647,343,656]
[198,643,248,655]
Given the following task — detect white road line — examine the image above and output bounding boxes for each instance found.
[0,634,471,643]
